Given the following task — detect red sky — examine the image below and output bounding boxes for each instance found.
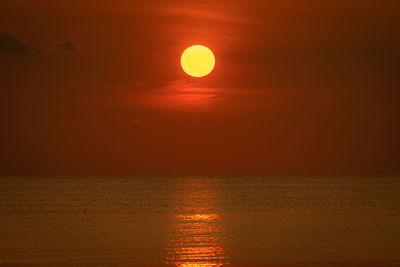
[0,0,399,174]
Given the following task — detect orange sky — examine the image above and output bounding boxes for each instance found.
[0,0,399,174]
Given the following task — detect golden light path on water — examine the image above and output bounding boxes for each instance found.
[165,178,229,267]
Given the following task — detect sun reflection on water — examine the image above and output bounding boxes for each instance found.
[166,214,227,267]
[165,178,229,267]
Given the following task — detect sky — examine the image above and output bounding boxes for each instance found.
[0,0,399,174]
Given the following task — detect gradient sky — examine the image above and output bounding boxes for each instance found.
[0,0,399,174]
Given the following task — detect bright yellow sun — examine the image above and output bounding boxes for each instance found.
[181,45,215,77]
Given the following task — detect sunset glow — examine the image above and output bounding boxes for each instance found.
[0,1,399,266]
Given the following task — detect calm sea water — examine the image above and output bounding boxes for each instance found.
[0,175,399,266]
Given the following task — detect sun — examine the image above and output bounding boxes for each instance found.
[181,45,215,78]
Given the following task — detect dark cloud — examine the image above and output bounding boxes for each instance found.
[106,45,118,51]
[0,32,30,54]
[55,41,75,52]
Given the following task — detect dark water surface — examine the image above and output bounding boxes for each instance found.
[0,175,399,266]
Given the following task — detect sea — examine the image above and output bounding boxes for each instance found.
[0,175,399,266]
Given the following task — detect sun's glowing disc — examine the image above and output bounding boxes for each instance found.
[180,45,215,77]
